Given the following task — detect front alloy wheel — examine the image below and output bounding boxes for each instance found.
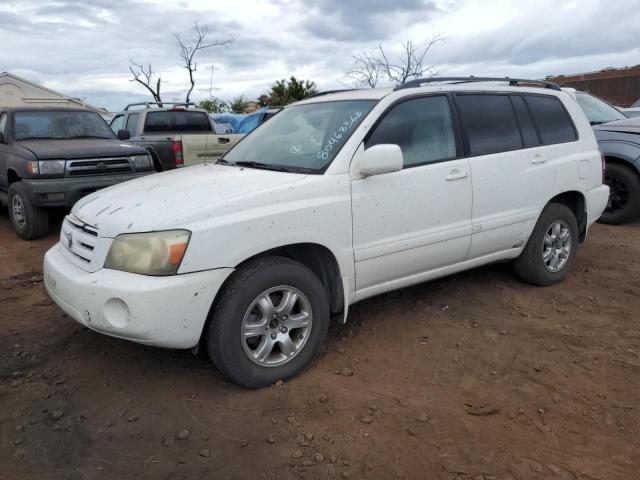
[241,286,313,367]
[12,193,26,228]
[604,172,630,216]
[207,256,330,388]
[7,182,49,240]
[598,163,640,225]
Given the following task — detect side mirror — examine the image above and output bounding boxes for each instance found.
[357,144,403,177]
[117,129,131,141]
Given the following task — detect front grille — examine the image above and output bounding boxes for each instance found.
[67,157,133,176]
[60,216,98,263]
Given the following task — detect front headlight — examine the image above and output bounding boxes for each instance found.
[131,154,152,170]
[38,160,66,175]
[104,230,191,276]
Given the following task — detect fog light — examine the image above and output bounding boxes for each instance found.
[103,298,130,328]
[47,193,65,201]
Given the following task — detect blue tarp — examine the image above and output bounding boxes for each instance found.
[210,113,246,132]
[236,108,269,134]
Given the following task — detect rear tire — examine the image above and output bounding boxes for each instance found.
[8,182,49,240]
[206,256,330,388]
[514,203,578,286]
[598,163,640,225]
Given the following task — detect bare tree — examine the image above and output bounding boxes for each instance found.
[343,50,384,88]
[175,23,233,103]
[378,35,443,85]
[129,60,163,105]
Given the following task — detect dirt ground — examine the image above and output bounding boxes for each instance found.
[1,209,639,480]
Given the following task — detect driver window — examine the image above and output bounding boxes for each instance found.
[110,115,124,133]
[365,96,456,168]
[125,113,140,135]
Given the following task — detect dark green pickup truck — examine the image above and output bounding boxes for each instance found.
[0,107,154,239]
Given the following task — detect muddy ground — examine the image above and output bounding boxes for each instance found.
[0,209,639,480]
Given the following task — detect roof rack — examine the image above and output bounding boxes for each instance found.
[306,89,358,99]
[394,77,561,91]
[123,102,197,111]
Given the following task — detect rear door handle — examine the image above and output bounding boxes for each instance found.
[531,154,547,164]
[446,169,469,181]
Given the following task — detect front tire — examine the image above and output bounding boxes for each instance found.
[206,256,330,388]
[515,203,578,286]
[598,163,640,225]
[8,182,49,240]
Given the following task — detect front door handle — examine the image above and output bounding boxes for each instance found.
[218,137,230,144]
[446,169,469,181]
[531,154,547,164]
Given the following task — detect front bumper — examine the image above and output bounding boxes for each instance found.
[22,172,151,208]
[43,243,233,349]
[586,184,610,226]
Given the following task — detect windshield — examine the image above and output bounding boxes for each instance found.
[223,100,377,173]
[13,110,115,140]
[575,93,627,125]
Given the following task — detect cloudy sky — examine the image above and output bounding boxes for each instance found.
[1,0,639,111]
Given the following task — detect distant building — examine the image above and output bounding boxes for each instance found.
[0,72,110,117]
[547,66,640,107]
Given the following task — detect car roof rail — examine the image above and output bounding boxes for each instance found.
[123,102,198,111]
[306,89,359,99]
[394,77,562,91]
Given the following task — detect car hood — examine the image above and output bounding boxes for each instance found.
[593,116,640,135]
[18,138,148,160]
[71,164,308,238]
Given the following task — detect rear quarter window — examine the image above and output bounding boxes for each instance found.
[525,95,577,145]
[143,111,212,133]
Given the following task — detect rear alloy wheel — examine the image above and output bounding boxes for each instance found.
[515,203,578,286]
[542,220,572,273]
[598,163,640,225]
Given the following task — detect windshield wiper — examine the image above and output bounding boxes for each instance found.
[233,161,291,172]
[65,135,113,139]
[590,120,611,125]
[220,159,316,174]
[17,136,62,140]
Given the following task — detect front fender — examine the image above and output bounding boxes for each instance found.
[598,138,640,172]
[176,175,356,300]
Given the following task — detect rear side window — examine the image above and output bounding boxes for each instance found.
[525,95,577,145]
[456,94,521,155]
[365,95,456,168]
[0,113,6,136]
[511,96,540,147]
[144,111,212,133]
[125,113,140,135]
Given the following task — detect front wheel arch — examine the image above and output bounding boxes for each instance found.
[196,242,345,351]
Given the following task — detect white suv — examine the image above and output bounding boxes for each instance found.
[43,77,609,388]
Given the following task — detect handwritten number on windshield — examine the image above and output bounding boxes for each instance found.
[317,112,363,161]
